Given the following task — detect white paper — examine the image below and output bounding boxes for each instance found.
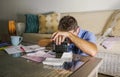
[61,52,73,62]
[43,52,73,66]
[43,58,64,66]
[5,46,22,54]
[22,45,45,52]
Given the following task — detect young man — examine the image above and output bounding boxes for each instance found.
[51,16,97,57]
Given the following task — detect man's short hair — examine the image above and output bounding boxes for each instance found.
[58,16,78,31]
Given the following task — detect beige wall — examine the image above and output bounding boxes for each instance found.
[62,10,114,35]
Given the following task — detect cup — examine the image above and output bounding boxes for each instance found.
[11,36,23,46]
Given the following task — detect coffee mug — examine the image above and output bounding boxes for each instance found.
[11,36,23,46]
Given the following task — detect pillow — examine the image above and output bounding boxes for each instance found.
[38,12,60,34]
[25,14,39,33]
[102,10,120,37]
[111,19,120,36]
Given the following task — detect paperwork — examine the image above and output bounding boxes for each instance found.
[43,52,73,66]
[4,46,22,54]
[4,45,45,54]
[43,58,65,66]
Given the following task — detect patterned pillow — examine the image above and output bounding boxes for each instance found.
[38,12,60,34]
[25,14,39,33]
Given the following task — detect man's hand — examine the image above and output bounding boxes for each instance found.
[51,28,80,45]
[51,31,69,45]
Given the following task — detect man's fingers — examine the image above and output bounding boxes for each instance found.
[55,37,59,45]
[54,35,65,45]
[62,36,66,42]
[52,31,68,45]
[51,32,58,39]
[58,35,62,45]
[53,34,59,41]
[55,35,62,45]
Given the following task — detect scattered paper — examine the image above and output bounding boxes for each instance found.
[22,55,45,62]
[26,50,55,58]
[22,45,45,52]
[43,52,73,66]
[4,46,22,54]
[61,52,73,62]
[22,50,55,62]
[43,58,64,66]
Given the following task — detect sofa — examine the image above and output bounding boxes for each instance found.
[18,10,120,76]
[19,12,60,44]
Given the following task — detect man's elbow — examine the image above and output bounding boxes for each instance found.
[91,45,98,57]
[90,52,96,57]
[90,49,98,57]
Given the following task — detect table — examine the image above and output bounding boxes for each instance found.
[0,51,102,77]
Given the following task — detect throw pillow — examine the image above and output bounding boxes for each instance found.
[38,12,60,34]
[102,10,120,37]
[111,19,120,36]
[25,14,39,33]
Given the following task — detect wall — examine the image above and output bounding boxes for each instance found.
[62,11,114,34]
[0,0,119,41]
[0,0,120,19]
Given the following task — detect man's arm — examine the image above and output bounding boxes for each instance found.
[67,32,97,57]
[38,39,52,47]
[52,31,97,57]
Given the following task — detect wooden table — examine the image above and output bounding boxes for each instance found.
[0,51,102,77]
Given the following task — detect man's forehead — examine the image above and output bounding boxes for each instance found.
[69,27,79,32]
[69,30,74,32]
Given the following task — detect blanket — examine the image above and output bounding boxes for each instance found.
[101,37,120,50]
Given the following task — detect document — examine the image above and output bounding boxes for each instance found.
[4,45,46,54]
[22,55,45,62]
[21,45,45,52]
[61,52,73,62]
[43,58,65,66]
[43,52,73,66]
[22,50,55,63]
[4,46,22,54]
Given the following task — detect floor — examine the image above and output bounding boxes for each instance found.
[98,73,113,77]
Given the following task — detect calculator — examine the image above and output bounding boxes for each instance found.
[52,39,68,53]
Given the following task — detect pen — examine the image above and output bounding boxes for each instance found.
[20,46,25,52]
[27,51,37,53]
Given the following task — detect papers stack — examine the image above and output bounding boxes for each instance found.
[22,50,55,62]
[22,56,45,62]
[4,46,22,54]
[61,52,72,62]
[21,45,46,53]
[4,45,46,54]
[43,52,73,66]
[43,58,64,66]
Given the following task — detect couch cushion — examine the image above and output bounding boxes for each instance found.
[25,14,39,33]
[102,10,120,37]
[111,10,120,36]
[111,19,120,36]
[38,12,60,34]
[22,33,52,43]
